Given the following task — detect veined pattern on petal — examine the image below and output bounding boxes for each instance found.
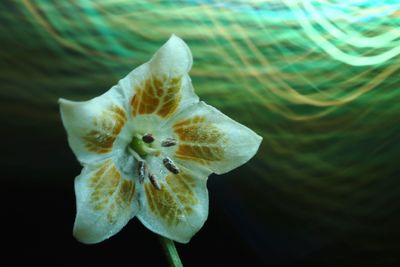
[89,160,135,224]
[131,75,182,118]
[145,172,198,226]
[84,105,127,154]
[173,116,226,165]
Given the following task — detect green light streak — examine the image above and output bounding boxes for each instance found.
[303,1,400,48]
[285,0,400,66]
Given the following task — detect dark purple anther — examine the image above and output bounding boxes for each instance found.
[142,133,154,143]
[161,138,177,147]
[149,173,161,190]
[163,157,179,174]
[138,160,146,183]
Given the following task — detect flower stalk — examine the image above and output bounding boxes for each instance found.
[159,235,183,267]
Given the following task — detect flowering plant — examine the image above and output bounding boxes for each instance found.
[59,35,262,249]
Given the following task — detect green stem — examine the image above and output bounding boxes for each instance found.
[159,235,183,267]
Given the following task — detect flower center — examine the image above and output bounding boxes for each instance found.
[128,133,180,190]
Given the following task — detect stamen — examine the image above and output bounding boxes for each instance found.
[161,138,177,147]
[142,133,154,143]
[137,158,161,190]
[149,173,161,190]
[129,148,143,161]
[138,160,146,183]
[163,157,180,174]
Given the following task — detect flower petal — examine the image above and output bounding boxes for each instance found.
[59,86,129,164]
[124,35,199,119]
[73,159,138,244]
[170,102,262,175]
[150,34,192,79]
[137,165,208,243]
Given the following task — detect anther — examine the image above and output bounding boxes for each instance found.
[149,173,161,190]
[142,133,154,143]
[161,138,177,147]
[163,157,180,174]
[138,160,146,183]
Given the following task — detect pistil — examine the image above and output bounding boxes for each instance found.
[130,135,160,157]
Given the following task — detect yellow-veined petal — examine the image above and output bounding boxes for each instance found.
[73,159,138,244]
[137,165,208,243]
[123,35,199,120]
[59,86,129,164]
[170,101,262,174]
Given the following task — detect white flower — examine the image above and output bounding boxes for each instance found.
[59,35,262,244]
